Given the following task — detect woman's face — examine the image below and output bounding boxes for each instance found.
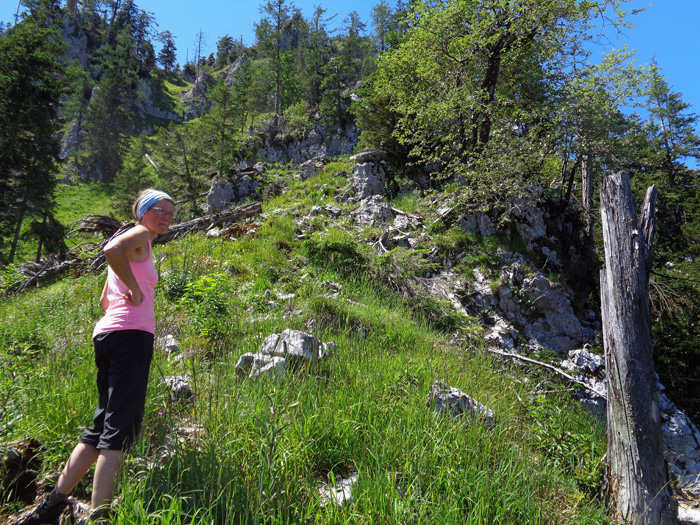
[141,199,174,235]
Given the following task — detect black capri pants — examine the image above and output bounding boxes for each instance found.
[81,330,154,451]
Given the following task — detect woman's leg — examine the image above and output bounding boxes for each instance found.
[55,442,100,495]
[91,449,122,511]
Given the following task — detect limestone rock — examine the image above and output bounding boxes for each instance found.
[350,161,386,199]
[350,149,386,164]
[353,195,394,226]
[207,177,235,214]
[156,335,180,355]
[236,330,336,380]
[298,159,322,181]
[162,375,192,401]
[427,380,494,428]
[457,213,496,237]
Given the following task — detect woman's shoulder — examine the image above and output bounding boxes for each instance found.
[105,224,151,252]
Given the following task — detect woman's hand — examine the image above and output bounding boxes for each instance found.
[122,287,143,306]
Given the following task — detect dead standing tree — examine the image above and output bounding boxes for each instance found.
[600,171,677,524]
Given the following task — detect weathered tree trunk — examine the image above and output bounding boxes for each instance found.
[600,172,677,524]
[581,151,595,249]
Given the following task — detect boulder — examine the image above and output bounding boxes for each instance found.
[207,177,235,214]
[162,375,192,401]
[427,380,494,428]
[156,335,180,355]
[350,149,386,164]
[350,161,386,199]
[297,159,323,181]
[261,329,336,361]
[353,195,394,226]
[236,330,337,379]
[457,213,497,237]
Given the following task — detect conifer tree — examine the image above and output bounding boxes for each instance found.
[255,0,295,124]
[0,6,65,263]
[157,30,177,72]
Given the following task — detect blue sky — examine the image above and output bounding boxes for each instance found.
[2,0,698,165]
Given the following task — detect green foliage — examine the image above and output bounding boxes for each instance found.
[529,394,606,496]
[304,229,368,277]
[276,101,313,143]
[0,10,65,264]
[112,135,159,218]
[371,247,438,289]
[180,273,229,339]
[404,296,471,333]
[650,270,700,420]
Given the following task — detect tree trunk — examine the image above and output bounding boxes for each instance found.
[8,206,26,264]
[581,151,595,249]
[599,171,677,524]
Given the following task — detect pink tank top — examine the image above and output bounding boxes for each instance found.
[93,241,158,337]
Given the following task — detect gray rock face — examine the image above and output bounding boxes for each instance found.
[511,190,547,247]
[254,123,358,163]
[349,149,386,164]
[353,195,394,226]
[60,120,80,160]
[62,14,88,68]
[207,174,260,213]
[298,159,322,181]
[350,161,386,199]
[520,273,582,352]
[180,71,212,119]
[427,380,494,428]
[560,348,700,498]
[457,213,497,237]
[220,56,249,87]
[138,80,182,121]
[207,177,236,214]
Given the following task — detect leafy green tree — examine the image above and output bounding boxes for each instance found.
[82,34,135,180]
[152,124,207,217]
[321,10,373,127]
[61,58,94,166]
[0,11,65,263]
[82,0,158,180]
[361,0,635,200]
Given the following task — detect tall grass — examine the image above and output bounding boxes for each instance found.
[0,167,609,524]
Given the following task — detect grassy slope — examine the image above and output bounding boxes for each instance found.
[0,162,609,524]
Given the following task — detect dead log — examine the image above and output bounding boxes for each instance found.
[600,172,677,524]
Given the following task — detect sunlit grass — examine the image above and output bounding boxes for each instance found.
[0,165,610,524]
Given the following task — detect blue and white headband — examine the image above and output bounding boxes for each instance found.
[136,190,173,220]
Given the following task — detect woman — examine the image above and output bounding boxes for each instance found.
[24,190,174,524]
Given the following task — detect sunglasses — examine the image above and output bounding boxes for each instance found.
[150,206,174,219]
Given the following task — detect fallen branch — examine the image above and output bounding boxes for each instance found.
[390,207,423,221]
[485,347,606,400]
[6,203,263,294]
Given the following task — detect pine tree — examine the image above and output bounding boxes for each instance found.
[157,30,177,72]
[0,8,65,263]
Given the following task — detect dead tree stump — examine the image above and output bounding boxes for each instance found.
[600,172,677,524]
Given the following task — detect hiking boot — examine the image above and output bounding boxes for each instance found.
[18,496,69,525]
[74,506,111,524]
